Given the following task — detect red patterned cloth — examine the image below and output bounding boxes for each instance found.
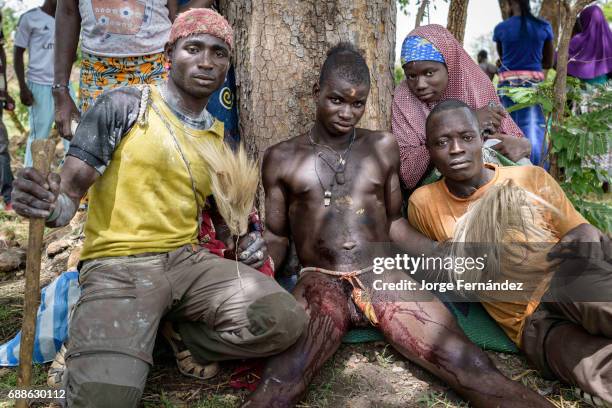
[498,70,545,82]
[198,208,274,277]
[169,8,233,49]
[197,207,272,391]
[228,360,266,391]
[392,24,524,190]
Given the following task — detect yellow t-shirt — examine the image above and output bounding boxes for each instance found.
[408,164,587,347]
[80,86,224,260]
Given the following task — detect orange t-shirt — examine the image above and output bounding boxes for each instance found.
[408,164,587,347]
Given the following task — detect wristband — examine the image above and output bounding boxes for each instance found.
[46,203,62,223]
[51,84,69,91]
[45,193,70,224]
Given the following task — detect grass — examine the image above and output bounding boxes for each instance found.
[195,395,242,408]
[0,300,22,345]
[0,364,47,392]
[156,391,177,408]
[417,391,469,408]
[0,301,49,404]
[0,211,28,246]
[374,344,394,368]
[297,354,345,408]
[297,369,339,407]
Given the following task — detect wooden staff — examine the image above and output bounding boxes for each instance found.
[16,139,56,408]
[8,110,27,136]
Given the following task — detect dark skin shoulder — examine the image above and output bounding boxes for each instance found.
[264,128,429,272]
[262,134,306,267]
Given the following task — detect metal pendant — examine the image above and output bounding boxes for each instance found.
[324,190,332,207]
[335,171,345,185]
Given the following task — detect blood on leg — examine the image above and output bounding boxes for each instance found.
[244,273,351,407]
[372,271,553,408]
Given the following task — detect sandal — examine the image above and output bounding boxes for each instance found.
[161,321,219,380]
[47,345,67,388]
[575,387,612,408]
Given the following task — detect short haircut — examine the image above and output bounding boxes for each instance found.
[425,99,479,140]
[319,42,371,88]
[477,50,488,60]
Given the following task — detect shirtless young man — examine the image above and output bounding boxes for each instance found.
[244,43,552,408]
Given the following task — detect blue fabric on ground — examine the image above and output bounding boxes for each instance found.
[0,271,80,366]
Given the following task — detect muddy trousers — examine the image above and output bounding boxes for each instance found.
[522,257,612,404]
[64,245,306,408]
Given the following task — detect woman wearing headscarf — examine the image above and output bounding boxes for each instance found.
[392,24,530,191]
[567,4,612,191]
[567,4,612,85]
[494,0,554,167]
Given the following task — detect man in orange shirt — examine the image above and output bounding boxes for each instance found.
[408,99,612,405]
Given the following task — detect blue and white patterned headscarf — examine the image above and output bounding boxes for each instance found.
[400,35,446,66]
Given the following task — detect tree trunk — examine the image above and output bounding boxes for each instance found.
[539,0,564,46]
[415,0,429,28]
[553,0,593,123]
[446,0,469,44]
[220,0,396,162]
[550,0,593,179]
[498,0,510,20]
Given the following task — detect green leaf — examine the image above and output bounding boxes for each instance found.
[505,102,538,113]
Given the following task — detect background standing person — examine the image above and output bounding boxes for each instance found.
[0,10,15,211]
[53,0,207,140]
[14,0,70,168]
[52,0,221,173]
[477,49,497,81]
[567,4,612,191]
[494,0,554,167]
[567,4,612,85]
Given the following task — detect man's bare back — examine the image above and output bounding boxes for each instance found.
[263,129,399,271]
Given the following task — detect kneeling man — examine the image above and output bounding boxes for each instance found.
[11,9,305,408]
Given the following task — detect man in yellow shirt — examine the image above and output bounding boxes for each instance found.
[11,9,305,408]
[408,99,612,405]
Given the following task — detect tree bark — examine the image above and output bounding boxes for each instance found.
[446,0,469,44]
[415,0,429,28]
[553,0,593,122]
[539,0,564,46]
[550,0,593,178]
[220,0,396,162]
